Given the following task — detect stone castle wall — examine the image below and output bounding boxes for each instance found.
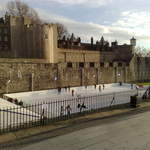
[0,57,149,96]
[58,48,100,62]
[0,59,136,96]
[131,56,150,82]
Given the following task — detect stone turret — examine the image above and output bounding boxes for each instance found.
[100,36,104,45]
[130,37,136,54]
[111,40,118,47]
[70,33,75,41]
[130,37,136,47]
[43,24,58,63]
[91,37,93,45]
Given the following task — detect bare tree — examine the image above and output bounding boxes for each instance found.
[56,23,69,40]
[135,46,150,57]
[6,0,41,23]
[6,1,70,37]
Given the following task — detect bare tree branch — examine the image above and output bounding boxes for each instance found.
[135,46,150,57]
[56,23,69,40]
[6,0,41,23]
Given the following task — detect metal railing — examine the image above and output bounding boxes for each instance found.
[0,91,136,134]
[142,86,150,100]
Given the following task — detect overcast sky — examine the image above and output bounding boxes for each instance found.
[0,0,150,48]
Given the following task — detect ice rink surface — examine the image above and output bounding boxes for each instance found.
[4,83,147,105]
[0,83,148,130]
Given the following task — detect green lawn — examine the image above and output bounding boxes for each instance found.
[136,83,150,85]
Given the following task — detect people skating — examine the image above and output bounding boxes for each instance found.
[77,102,86,113]
[131,84,133,89]
[103,84,105,90]
[64,86,67,91]
[60,106,64,116]
[68,85,70,91]
[58,87,61,94]
[99,85,101,92]
[71,90,74,96]
[66,105,72,117]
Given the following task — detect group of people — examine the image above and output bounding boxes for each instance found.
[60,102,87,117]
[7,98,23,106]
[57,86,75,96]
[97,84,105,92]
[58,84,106,97]
[60,105,71,117]
[57,86,71,93]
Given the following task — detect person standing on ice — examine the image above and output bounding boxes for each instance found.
[72,89,75,96]
[58,87,61,94]
[68,85,70,91]
[131,84,133,89]
[60,106,64,116]
[99,85,101,92]
[41,103,48,124]
[78,102,86,113]
[103,84,105,90]
[64,87,67,91]
[66,105,72,117]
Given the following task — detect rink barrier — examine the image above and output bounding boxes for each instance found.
[0,90,142,134]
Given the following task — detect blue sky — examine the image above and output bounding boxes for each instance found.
[0,0,150,48]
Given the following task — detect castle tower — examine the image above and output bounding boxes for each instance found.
[43,24,58,63]
[91,37,93,45]
[130,37,136,54]
[100,36,104,45]
[130,37,136,47]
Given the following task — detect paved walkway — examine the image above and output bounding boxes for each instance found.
[13,109,150,150]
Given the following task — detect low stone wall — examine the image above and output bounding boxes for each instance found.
[0,60,135,96]
[1,57,150,95]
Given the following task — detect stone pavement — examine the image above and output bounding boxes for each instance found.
[1,100,150,146]
[16,107,150,150]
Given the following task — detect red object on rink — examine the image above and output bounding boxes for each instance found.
[138,84,143,88]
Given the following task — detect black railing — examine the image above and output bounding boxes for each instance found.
[142,86,150,100]
[0,91,137,134]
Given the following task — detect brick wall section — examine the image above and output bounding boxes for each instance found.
[0,57,149,95]
[131,56,150,82]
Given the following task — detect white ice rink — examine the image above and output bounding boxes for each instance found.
[0,83,148,130]
[4,83,146,105]
[0,98,40,130]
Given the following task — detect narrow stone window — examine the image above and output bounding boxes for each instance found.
[90,62,95,67]
[118,63,122,67]
[67,62,72,68]
[100,62,104,67]
[109,63,113,67]
[79,62,84,68]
